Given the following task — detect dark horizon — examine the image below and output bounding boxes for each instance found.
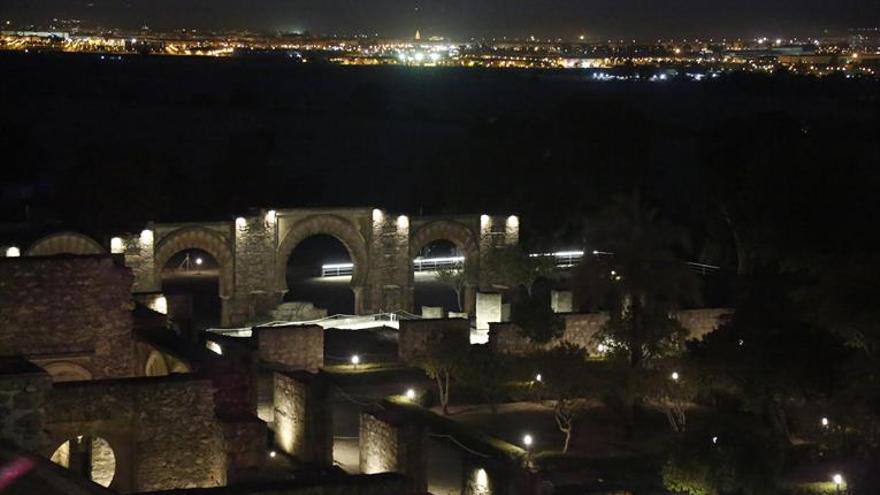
[3,0,879,40]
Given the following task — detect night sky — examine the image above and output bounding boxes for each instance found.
[4,0,879,39]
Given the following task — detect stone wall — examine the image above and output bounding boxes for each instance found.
[0,359,51,453]
[397,318,470,363]
[358,410,427,493]
[273,371,332,465]
[256,325,324,372]
[0,255,136,379]
[45,375,227,492]
[675,308,732,341]
[490,309,731,356]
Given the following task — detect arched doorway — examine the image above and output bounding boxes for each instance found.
[409,220,480,315]
[160,248,222,331]
[412,239,465,313]
[276,215,369,315]
[50,436,117,488]
[284,235,355,316]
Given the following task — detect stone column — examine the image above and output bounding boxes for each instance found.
[273,371,332,465]
[359,409,427,493]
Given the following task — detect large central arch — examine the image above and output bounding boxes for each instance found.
[409,220,481,314]
[276,215,369,311]
[153,227,235,300]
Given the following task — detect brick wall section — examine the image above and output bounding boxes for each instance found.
[490,309,731,356]
[256,325,324,372]
[273,371,332,465]
[0,359,51,453]
[398,318,470,363]
[0,255,136,379]
[358,410,427,493]
[46,376,227,492]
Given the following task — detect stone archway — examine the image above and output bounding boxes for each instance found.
[276,215,369,313]
[27,232,105,257]
[409,220,481,314]
[409,220,480,261]
[154,227,235,298]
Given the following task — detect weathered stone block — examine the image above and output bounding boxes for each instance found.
[256,325,324,372]
[550,290,573,313]
[476,292,502,331]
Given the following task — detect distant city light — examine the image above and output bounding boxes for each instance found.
[535,373,542,382]
[269,450,277,458]
[397,215,409,229]
[5,246,20,258]
[140,229,154,245]
[195,257,203,266]
[671,371,680,381]
[821,417,829,427]
[372,208,384,223]
[235,217,247,228]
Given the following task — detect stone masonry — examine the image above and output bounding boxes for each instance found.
[256,325,324,372]
[0,255,136,379]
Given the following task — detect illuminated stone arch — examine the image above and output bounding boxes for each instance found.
[153,227,235,298]
[276,214,369,291]
[27,232,105,257]
[50,435,118,488]
[409,220,480,261]
[409,220,481,314]
[42,361,93,383]
[144,351,169,377]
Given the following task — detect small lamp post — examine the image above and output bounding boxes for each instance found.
[405,388,416,400]
[670,371,680,381]
[351,354,360,370]
[832,473,844,495]
[522,433,533,466]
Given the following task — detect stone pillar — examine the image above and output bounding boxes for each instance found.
[359,410,427,493]
[123,229,159,293]
[367,209,412,314]
[273,371,332,465]
[0,359,51,453]
[233,213,279,325]
[550,290,573,313]
[476,292,502,331]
